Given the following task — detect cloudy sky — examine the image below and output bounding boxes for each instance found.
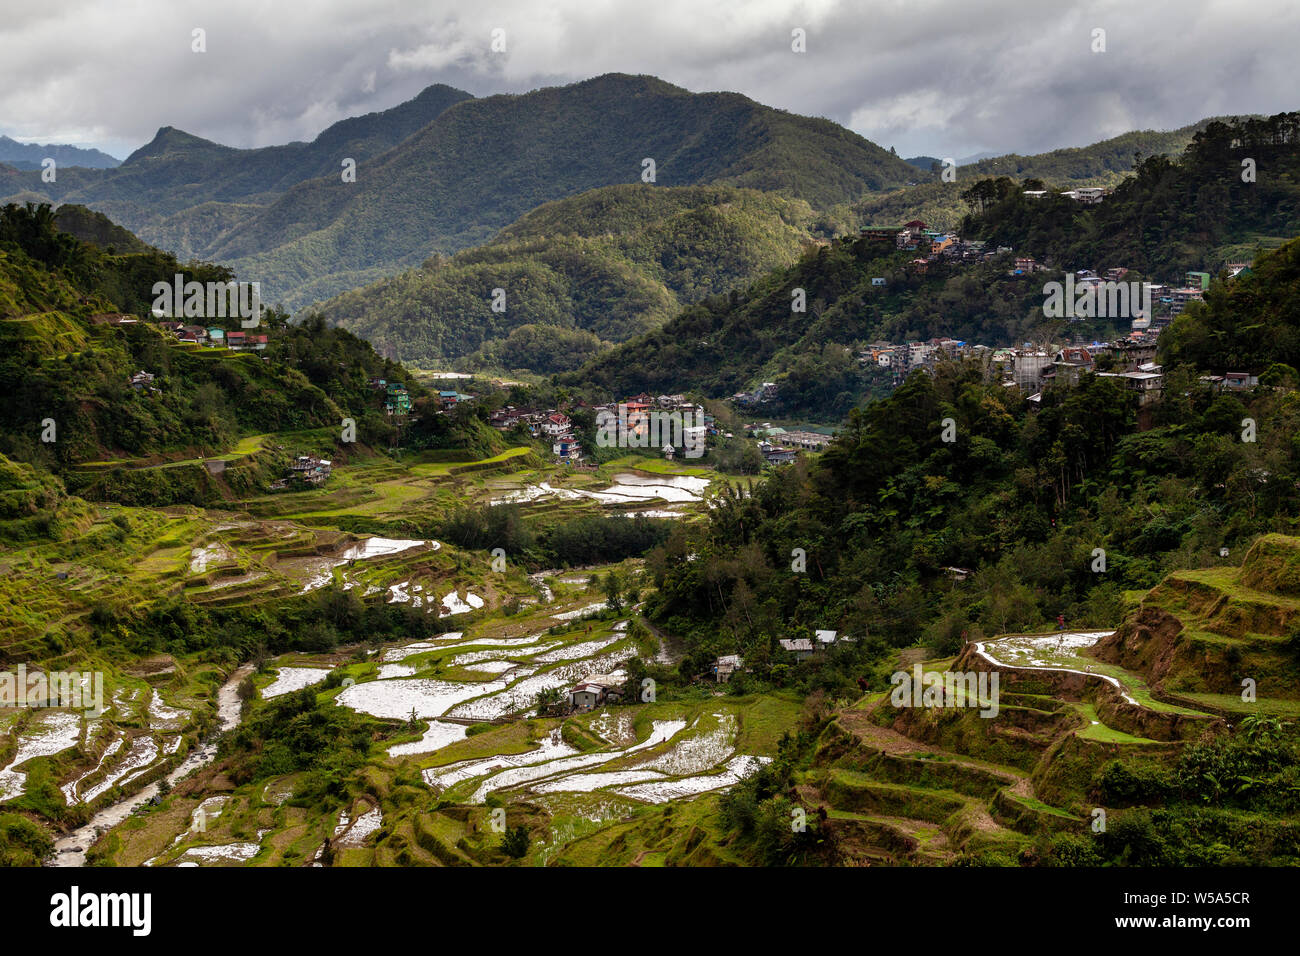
[1,0,1296,162]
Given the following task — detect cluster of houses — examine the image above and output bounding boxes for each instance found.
[1022,186,1110,204]
[1005,262,1251,326]
[862,327,1264,410]
[743,424,834,465]
[708,631,849,684]
[855,251,1260,408]
[489,406,583,460]
[858,219,1009,274]
[490,393,714,463]
[155,322,268,349]
[128,370,159,394]
[732,382,780,406]
[269,454,333,490]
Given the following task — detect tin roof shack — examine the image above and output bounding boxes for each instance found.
[567,671,626,712]
[779,638,816,662]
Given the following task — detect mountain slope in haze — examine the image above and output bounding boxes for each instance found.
[52,203,153,254]
[959,118,1229,184]
[849,118,1238,232]
[312,183,831,370]
[0,84,474,261]
[0,135,120,170]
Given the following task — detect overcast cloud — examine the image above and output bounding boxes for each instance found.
[1,0,1296,162]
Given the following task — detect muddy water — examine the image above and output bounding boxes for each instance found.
[47,664,253,867]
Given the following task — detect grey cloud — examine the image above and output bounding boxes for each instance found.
[0,0,1295,161]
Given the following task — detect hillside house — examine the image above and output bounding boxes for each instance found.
[1097,370,1164,405]
[129,370,156,391]
[439,390,473,411]
[779,638,816,661]
[1051,347,1095,387]
[781,430,833,451]
[552,434,582,461]
[385,383,412,416]
[288,455,332,486]
[490,407,523,430]
[714,654,744,683]
[760,443,797,465]
[542,412,572,437]
[860,225,903,244]
[567,672,626,711]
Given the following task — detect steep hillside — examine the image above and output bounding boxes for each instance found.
[963,113,1300,278]
[1161,235,1300,373]
[0,203,424,473]
[565,234,1058,416]
[313,184,830,369]
[1094,534,1300,716]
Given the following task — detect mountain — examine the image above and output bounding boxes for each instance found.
[312,184,834,370]
[848,118,1242,233]
[567,113,1300,416]
[1,75,917,310]
[0,83,474,261]
[903,155,942,171]
[0,135,120,170]
[958,118,1232,185]
[963,112,1300,277]
[211,74,916,309]
[52,203,152,253]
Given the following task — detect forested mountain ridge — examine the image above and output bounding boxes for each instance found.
[312,184,834,370]
[960,112,1300,276]
[0,83,474,273]
[0,74,917,310]
[846,116,1256,234]
[0,135,120,170]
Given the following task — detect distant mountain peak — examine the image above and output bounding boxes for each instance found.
[124,126,228,164]
[0,134,121,169]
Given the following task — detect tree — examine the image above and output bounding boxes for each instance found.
[536,686,562,716]
[501,824,530,859]
[604,569,624,612]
